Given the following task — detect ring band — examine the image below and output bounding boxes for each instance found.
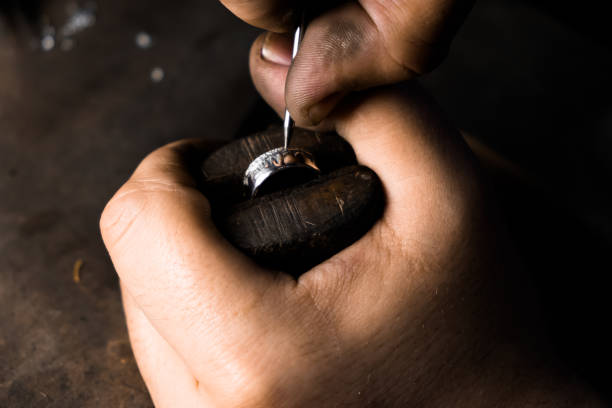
[244,147,320,197]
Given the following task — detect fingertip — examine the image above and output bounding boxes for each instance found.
[100,140,217,259]
[249,33,290,116]
[261,32,292,66]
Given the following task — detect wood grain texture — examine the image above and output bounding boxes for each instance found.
[201,127,384,274]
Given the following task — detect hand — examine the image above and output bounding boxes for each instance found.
[221,0,474,127]
[100,84,601,407]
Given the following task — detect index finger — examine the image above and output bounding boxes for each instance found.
[219,0,345,32]
[219,0,297,32]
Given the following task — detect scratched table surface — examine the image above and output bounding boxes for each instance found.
[1,0,611,406]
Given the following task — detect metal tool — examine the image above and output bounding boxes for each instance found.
[283,15,305,149]
[244,15,318,197]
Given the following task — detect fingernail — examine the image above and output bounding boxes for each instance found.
[307,92,346,125]
[261,32,292,66]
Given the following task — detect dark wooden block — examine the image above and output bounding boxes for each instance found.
[201,127,385,275]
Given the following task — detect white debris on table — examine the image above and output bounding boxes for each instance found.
[150,67,165,83]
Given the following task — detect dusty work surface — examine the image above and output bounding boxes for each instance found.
[0,0,258,406]
[1,0,611,406]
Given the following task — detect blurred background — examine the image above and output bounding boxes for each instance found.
[1,0,610,406]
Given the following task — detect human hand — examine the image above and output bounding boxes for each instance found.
[101,84,601,407]
[220,0,474,127]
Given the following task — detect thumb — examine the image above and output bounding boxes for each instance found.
[256,0,473,126]
[287,2,419,126]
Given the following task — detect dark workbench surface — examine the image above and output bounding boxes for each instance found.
[0,1,258,406]
[1,0,610,406]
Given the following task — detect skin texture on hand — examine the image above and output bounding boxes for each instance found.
[221,0,474,126]
[100,83,604,407]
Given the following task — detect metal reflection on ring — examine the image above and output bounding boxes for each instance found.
[244,148,320,197]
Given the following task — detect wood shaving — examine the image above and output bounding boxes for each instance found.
[73,258,84,284]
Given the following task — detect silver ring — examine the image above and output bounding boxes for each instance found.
[244,147,320,197]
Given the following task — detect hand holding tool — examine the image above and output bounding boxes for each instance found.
[199,17,384,275]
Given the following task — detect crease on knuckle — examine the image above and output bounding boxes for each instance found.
[99,179,181,251]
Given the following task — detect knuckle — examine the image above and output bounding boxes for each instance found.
[214,351,299,407]
[211,316,336,407]
[99,181,150,251]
